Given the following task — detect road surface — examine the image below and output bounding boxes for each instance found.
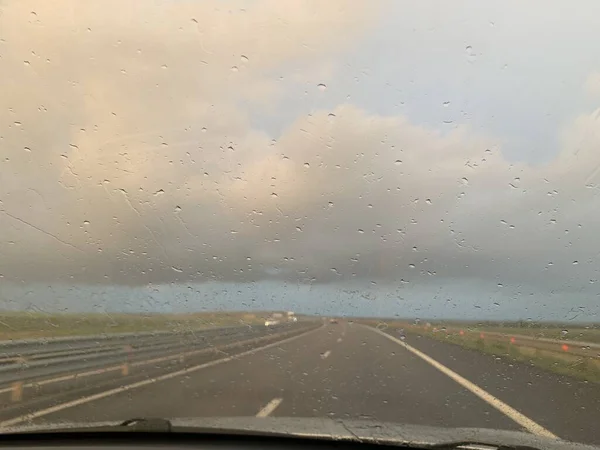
[0,322,598,445]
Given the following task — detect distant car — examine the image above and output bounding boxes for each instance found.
[264,320,279,326]
[329,319,338,324]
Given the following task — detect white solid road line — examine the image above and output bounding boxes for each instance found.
[0,326,322,429]
[321,350,331,359]
[256,398,283,417]
[368,326,558,439]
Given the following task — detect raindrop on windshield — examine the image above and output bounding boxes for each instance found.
[317,83,327,91]
[465,45,476,63]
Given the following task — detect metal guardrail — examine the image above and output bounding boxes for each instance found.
[0,322,307,388]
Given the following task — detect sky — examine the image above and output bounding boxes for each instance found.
[1,0,600,321]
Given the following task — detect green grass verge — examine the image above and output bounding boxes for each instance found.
[0,311,269,341]
[469,326,600,344]
[408,328,600,384]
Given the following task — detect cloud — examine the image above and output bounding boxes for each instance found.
[584,72,600,97]
[2,0,600,304]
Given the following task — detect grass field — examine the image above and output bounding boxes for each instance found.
[391,322,600,384]
[0,311,271,341]
[358,319,600,383]
[468,326,600,344]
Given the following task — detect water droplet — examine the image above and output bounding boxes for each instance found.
[425,199,432,205]
[461,177,469,185]
[231,66,239,72]
[317,83,327,91]
[408,264,415,269]
[497,283,503,288]
[271,192,278,198]
[573,260,579,265]
[172,267,183,273]
[367,204,373,208]
[174,205,182,213]
[443,101,450,107]
[328,202,334,208]
[465,45,476,62]
[154,189,164,196]
[83,220,90,226]
[14,121,22,127]
[296,226,302,232]
[201,127,207,133]
[303,162,310,168]
[24,60,30,66]
[357,229,364,234]
[394,160,402,165]
[240,55,249,63]
[24,147,31,152]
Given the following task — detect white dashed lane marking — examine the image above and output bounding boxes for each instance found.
[256,398,283,417]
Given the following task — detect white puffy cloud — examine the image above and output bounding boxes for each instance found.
[1,0,600,307]
[584,72,600,97]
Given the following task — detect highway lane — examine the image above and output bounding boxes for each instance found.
[379,325,600,445]
[0,322,318,420]
[2,322,598,445]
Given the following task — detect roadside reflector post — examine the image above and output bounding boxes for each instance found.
[121,363,129,376]
[562,344,569,352]
[11,382,23,402]
[510,337,516,344]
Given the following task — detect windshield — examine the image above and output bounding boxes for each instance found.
[1,0,599,446]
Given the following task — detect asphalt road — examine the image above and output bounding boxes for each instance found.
[2,322,598,445]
